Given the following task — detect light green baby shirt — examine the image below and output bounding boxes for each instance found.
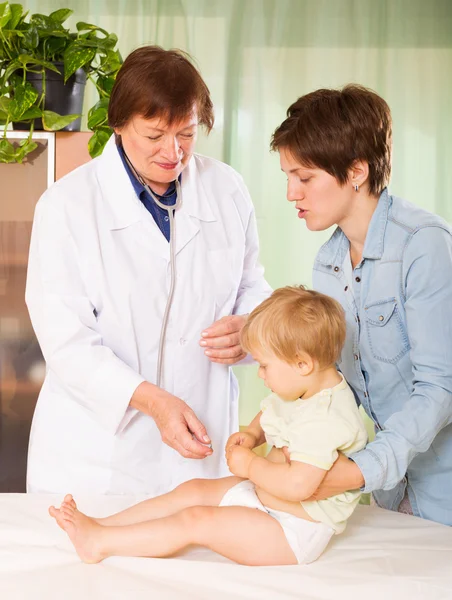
[260,374,368,533]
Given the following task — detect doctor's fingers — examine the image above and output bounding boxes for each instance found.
[184,409,211,445]
[200,331,241,349]
[201,315,247,338]
[205,347,247,364]
[168,429,213,459]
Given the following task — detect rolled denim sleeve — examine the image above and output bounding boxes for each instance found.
[350,225,452,492]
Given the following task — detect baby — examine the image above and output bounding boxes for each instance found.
[49,286,367,566]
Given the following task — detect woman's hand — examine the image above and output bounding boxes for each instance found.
[225,431,258,455]
[226,444,255,478]
[305,453,365,500]
[199,315,248,364]
[131,382,213,459]
[281,448,364,500]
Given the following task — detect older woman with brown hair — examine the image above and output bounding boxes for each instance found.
[25,46,271,496]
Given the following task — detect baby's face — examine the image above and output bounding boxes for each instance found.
[253,350,304,401]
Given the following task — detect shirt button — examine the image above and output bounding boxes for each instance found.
[179,338,187,345]
[364,392,368,397]
[379,315,384,321]
[164,216,169,222]
[334,266,340,272]
[355,276,361,282]
[354,354,359,360]
[344,286,348,291]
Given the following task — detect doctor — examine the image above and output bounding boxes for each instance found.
[25,46,271,495]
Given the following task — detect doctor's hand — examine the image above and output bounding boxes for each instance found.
[131,382,213,459]
[200,315,248,365]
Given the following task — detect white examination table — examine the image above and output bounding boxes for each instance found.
[0,494,451,600]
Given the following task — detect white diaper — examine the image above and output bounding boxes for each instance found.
[219,480,334,564]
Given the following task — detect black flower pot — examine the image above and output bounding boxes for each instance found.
[13,61,86,132]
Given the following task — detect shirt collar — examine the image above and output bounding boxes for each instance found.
[97,136,216,230]
[362,188,391,260]
[316,188,391,266]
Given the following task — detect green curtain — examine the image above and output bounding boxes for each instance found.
[23,0,452,424]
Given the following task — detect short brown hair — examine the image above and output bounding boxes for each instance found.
[271,84,392,196]
[108,46,214,131]
[241,286,346,369]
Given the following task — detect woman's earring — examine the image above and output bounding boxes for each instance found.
[354,184,359,192]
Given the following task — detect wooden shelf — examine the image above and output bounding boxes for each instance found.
[1,380,42,395]
[1,132,92,489]
[0,254,29,266]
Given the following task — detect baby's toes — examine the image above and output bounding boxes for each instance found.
[64,494,76,508]
[62,506,75,520]
[48,505,59,518]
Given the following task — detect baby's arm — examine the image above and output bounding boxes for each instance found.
[243,411,266,446]
[225,411,266,452]
[247,456,328,502]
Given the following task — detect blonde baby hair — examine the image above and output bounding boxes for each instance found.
[241,285,346,368]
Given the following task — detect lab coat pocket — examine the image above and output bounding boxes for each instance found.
[365,298,410,363]
[207,247,240,312]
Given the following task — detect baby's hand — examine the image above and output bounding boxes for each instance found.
[225,431,257,454]
[226,445,255,478]
[281,446,291,463]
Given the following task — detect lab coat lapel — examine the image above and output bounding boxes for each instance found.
[174,155,216,255]
[96,136,169,260]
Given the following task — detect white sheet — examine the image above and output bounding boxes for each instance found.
[0,494,451,600]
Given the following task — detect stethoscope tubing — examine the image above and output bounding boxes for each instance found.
[123,152,182,389]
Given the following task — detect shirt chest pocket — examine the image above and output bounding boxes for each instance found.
[364,298,410,363]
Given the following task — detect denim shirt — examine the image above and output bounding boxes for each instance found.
[312,189,452,526]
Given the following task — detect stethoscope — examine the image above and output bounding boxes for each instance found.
[123,151,182,389]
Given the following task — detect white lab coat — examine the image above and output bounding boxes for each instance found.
[25,137,271,495]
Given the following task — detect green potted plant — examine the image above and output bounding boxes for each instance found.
[0,2,122,164]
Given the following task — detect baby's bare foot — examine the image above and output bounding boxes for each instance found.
[50,496,107,563]
[49,494,73,531]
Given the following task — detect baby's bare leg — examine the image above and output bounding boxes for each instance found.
[49,476,243,530]
[53,502,297,566]
[98,476,243,526]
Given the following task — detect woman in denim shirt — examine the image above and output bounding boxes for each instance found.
[271,85,452,525]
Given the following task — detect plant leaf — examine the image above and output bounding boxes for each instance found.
[42,109,80,131]
[0,96,11,112]
[14,140,38,163]
[22,25,40,50]
[96,75,115,95]
[30,13,62,32]
[0,2,12,29]
[18,55,61,72]
[8,3,23,30]
[88,128,112,158]
[76,21,108,36]
[9,81,39,120]
[2,58,23,83]
[0,138,16,162]
[87,101,108,129]
[63,42,95,81]
[45,35,67,59]
[49,8,73,24]
[100,49,122,74]
[20,105,43,119]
